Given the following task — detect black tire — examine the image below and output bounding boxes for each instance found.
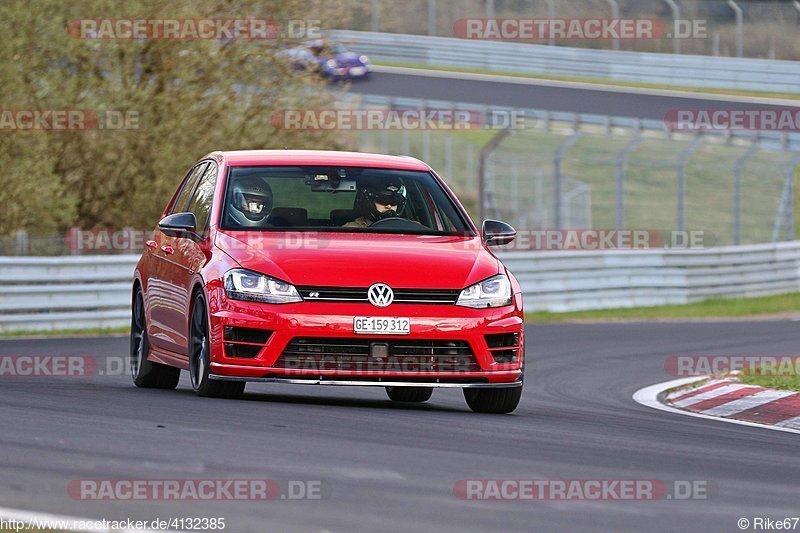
[385,386,433,403]
[130,287,180,389]
[463,385,522,414]
[189,293,245,399]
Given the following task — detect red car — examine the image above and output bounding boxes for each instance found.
[131,150,525,413]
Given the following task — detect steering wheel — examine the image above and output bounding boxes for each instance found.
[369,217,420,230]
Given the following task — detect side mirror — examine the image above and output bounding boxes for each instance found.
[158,212,198,239]
[482,219,516,246]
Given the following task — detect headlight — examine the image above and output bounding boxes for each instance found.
[456,274,512,308]
[326,59,337,68]
[224,269,302,304]
[359,55,369,64]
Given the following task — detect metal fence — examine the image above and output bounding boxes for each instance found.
[353,94,800,246]
[3,242,800,331]
[329,30,800,93]
[335,0,800,59]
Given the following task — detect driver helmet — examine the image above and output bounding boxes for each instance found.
[356,177,407,222]
[229,177,273,227]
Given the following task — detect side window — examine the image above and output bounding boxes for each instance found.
[187,163,218,233]
[169,162,208,215]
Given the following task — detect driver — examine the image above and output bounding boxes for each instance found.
[344,178,407,228]
[227,177,274,228]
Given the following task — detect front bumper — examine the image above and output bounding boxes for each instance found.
[209,375,522,388]
[208,296,525,386]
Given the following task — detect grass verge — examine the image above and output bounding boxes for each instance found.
[739,368,800,392]
[0,326,129,338]
[525,292,800,323]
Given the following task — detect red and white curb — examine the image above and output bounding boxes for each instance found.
[633,376,800,435]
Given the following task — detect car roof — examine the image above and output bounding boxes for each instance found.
[206,150,431,171]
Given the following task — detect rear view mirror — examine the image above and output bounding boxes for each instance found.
[158,212,198,239]
[482,219,516,246]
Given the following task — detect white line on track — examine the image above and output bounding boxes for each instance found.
[373,65,800,107]
[0,505,184,533]
[632,376,800,435]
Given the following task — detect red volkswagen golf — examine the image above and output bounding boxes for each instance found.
[131,150,525,413]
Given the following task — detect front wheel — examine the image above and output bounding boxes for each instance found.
[189,293,245,400]
[385,386,433,403]
[464,386,522,414]
[130,287,180,389]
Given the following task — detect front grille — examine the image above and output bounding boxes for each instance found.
[276,337,480,372]
[296,286,460,305]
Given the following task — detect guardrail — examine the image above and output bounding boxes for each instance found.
[330,30,800,94]
[500,241,800,312]
[2,243,800,332]
[0,255,136,333]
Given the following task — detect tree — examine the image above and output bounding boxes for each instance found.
[0,0,350,233]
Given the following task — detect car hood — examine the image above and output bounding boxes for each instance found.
[216,230,500,289]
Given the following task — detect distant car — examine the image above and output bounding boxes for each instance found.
[131,150,524,413]
[283,40,371,80]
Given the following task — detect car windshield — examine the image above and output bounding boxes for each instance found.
[221,166,473,235]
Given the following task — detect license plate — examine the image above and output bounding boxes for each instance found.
[349,66,365,76]
[354,317,410,335]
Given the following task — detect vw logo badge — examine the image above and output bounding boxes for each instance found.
[367,283,394,308]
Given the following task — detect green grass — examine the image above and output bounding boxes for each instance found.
[525,292,800,323]
[739,367,800,392]
[0,326,129,338]
[376,60,800,101]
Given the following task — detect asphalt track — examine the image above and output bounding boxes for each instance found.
[347,67,800,120]
[1,321,799,533]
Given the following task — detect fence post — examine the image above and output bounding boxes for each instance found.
[676,136,704,232]
[465,142,474,192]
[732,143,759,245]
[771,154,800,242]
[444,134,453,181]
[478,128,512,223]
[15,230,28,256]
[605,0,620,51]
[544,0,555,46]
[663,0,680,54]
[371,0,379,32]
[554,132,583,229]
[727,0,744,58]
[428,0,437,35]
[615,127,642,234]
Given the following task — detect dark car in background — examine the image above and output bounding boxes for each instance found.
[282,40,372,80]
